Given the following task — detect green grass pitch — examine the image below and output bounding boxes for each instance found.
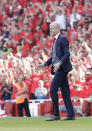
[0,117,92,131]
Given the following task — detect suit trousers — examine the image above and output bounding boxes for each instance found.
[50,69,74,117]
[17,98,31,117]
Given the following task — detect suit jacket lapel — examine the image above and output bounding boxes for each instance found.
[55,34,61,50]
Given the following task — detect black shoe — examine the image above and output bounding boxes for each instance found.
[46,115,60,121]
[64,117,75,121]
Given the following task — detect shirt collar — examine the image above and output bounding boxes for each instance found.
[55,33,60,39]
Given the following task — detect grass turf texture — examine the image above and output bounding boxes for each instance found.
[0,117,92,131]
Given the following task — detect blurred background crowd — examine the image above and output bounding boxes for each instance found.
[0,0,92,101]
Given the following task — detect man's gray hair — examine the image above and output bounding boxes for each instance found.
[50,21,60,30]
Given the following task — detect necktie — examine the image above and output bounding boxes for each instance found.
[53,38,56,44]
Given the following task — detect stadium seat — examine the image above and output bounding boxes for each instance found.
[5,102,14,117]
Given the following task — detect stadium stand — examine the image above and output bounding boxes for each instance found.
[0,0,92,117]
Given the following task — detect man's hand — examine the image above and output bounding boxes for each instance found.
[53,62,61,72]
[23,87,28,93]
[35,64,44,72]
[4,88,8,92]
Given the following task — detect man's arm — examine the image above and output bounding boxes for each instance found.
[35,57,52,72]
[7,87,13,94]
[16,87,28,96]
[1,88,7,96]
[43,57,52,67]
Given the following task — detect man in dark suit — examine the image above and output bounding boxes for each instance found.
[36,22,75,121]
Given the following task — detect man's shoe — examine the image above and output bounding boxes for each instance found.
[64,117,75,121]
[46,115,60,121]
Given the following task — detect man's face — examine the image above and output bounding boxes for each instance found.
[50,25,58,37]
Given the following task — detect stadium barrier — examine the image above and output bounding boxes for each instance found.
[0,98,92,117]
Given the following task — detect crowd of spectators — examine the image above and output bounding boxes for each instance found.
[0,0,92,101]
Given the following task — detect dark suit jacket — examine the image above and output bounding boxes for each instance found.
[44,34,72,74]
